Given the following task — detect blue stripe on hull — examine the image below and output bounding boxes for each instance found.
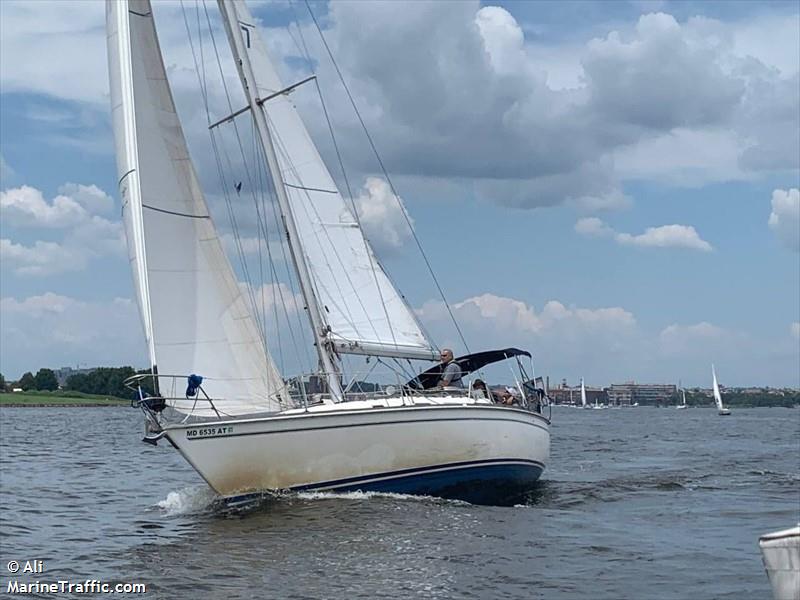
[225,460,545,507]
[328,463,544,506]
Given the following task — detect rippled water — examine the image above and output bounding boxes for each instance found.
[1,406,797,599]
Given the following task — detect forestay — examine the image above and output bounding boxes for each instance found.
[221,0,437,361]
[107,0,288,415]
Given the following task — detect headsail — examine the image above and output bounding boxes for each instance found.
[711,365,724,410]
[107,0,288,414]
[217,0,437,361]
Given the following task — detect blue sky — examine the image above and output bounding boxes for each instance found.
[1,0,798,388]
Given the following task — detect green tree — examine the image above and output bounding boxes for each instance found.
[65,366,139,399]
[34,368,59,391]
[18,372,35,391]
[0,372,5,392]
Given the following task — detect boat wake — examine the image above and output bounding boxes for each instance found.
[155,486,219,517]
[294,489,470,506]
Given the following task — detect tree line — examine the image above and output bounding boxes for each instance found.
[0,367,154,399]
[668,390,800,408]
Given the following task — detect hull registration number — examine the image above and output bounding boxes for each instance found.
[186,426,234,439]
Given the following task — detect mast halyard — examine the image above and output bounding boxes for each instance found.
[216,0,344,400]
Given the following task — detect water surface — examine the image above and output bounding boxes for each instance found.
[1,406,797,598]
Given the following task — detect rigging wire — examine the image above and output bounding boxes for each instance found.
[179,0,267,352]
[264,110,383,346]
[284,0,401,353]
[303,0,470,354]
[201,0,314,376]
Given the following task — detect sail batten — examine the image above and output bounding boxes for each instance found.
[222,0,436,361]
[107,0,288,415]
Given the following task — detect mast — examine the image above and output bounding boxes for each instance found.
[216,0,343,399]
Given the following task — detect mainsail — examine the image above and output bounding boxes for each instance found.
[217,0,436,361]
[107,0,288,414]
[580,378,587,407]
[712,365,724,410]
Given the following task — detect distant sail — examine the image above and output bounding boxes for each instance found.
[580,378,587,407]
[220,0,435,361]
[712,365,724,410]
[107,0,287,414]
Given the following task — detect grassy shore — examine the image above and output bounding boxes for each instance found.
[0,391,130,407]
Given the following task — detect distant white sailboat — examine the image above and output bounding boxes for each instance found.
[582,378,605,410]
[581,378,593,409]
[712,365,731,416]
[107,0,550,505]
[676,388,688,410]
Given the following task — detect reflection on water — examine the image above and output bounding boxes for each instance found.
[1,406,797,598]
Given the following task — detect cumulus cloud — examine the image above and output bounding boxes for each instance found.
[57,183,113,215]
[354,177,413,252]
[584,13,744,130]
[0,1,108,106]
[0,184,124,276]
[0,239,86,276]
[791,322,800,340]
[0,292,146,377]
[575,217,713,251]
[1,185,87,227]
[3,2,798,210]
[575,217,615,237]
[415,292,644,382]
[616,224,713,251]
[418,293,637,354]
[768,188,800,252]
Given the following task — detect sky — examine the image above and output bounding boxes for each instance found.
[1,0,798,388]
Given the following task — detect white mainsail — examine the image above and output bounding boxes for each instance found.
[712,365,725,411]
[580,378,587,407]
[217,0,436,361]
[107,0,288,414]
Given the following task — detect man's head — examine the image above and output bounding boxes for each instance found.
[440,349,454,363]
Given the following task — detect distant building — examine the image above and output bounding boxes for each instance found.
[548,382,608,405]
[608,382,677,406]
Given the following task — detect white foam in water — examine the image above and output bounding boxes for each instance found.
[295,490,468,505]
[156,486,217,516]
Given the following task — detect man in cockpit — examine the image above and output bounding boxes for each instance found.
[437,348,463,388]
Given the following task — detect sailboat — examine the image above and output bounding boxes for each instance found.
[676,388,687,410]
[581,378,605,410]
[106,0,550,505]
[712,365,731,416]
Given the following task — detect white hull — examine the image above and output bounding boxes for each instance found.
[719,408,731,416]
[760,526,800,600]
[165,400,550,505]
